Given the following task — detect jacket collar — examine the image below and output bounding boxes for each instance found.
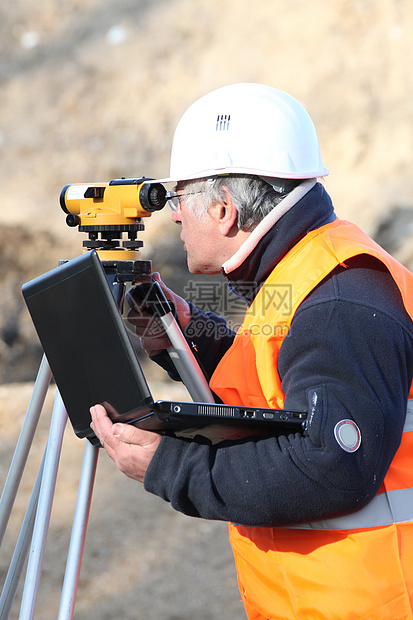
[222,182,335,304]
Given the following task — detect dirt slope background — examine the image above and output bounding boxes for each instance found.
[0,0,413,617]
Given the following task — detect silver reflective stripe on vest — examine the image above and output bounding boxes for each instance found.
[287,487,413,531]
[405,397,413,430]
[287,399,413,531]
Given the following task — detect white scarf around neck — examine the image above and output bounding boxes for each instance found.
[222,179,317,275]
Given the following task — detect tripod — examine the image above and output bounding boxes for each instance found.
[0,245,213,618]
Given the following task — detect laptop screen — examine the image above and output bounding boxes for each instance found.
[22,251,154,440]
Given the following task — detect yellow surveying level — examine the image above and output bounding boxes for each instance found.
[60,177,167,263]
[60,177,166,227]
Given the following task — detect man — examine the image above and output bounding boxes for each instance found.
[90,83,413,619]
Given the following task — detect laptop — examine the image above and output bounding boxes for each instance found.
[22,250,307,445]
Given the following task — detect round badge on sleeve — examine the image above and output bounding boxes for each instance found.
[334,420,361,453]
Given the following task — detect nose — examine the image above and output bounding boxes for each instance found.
[171,209,182,225]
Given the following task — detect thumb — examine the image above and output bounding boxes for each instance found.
[111,423,160,448]
[151,272,170,296]
[112,423,135,442]
[152,273,190,329]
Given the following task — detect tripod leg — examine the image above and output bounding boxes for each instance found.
[19,389,67,620]
[58,441,99,620]
[0,453,45,620]
[0,355,52,547]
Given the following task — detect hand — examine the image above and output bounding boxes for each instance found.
[90,404,162,482]
[126,272,191,357]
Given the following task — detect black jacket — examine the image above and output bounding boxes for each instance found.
[144,183,413,526]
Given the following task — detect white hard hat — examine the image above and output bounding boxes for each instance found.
[158,83,328,184]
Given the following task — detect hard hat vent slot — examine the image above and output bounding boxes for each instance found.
[216,114,231,131]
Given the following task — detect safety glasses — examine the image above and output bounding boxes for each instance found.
[166,191,205,211]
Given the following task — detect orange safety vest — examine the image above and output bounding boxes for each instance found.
[210,218,413,620]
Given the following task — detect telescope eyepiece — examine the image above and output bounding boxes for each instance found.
[139,182,167,211]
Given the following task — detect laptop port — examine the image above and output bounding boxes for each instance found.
[240,409,256,419]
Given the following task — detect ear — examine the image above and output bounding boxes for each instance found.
[209,186,239,237]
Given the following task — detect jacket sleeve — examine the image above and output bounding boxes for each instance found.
[143,268,413,526]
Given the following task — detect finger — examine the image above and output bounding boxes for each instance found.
[140,336,171,356]
[90,405,119,458]
[126,306,152,322]
[151,272,164,288]
[152,273,191,329]
[151,273,176,302]
[90,403,110,432]
[127,316,162,337]
[127,313,166,338]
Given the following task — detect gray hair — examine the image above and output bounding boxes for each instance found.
[179,175,303,231]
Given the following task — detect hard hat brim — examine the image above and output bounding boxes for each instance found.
[148,166,329,187]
